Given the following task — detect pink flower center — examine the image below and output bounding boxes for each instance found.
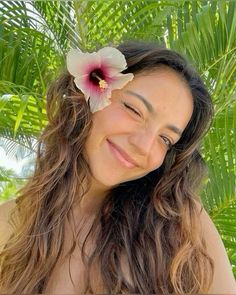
[89,68,106,86]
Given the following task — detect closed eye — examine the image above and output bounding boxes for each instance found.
[123,102,141,117]
[123,101,172,149]
[161,136,173,150]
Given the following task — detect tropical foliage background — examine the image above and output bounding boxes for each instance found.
[0,0,235,277]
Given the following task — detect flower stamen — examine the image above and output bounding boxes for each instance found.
[91,72,108,90]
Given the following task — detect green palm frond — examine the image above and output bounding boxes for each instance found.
[201,101,236,275]
[0,24,63,94]
[0,91,47,137]
[202,103,236,211]
[169,1,236,111]
[0,165,25,203]
[31,1,81,50]
[0,165,17,182]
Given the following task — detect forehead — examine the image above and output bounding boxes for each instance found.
[126,67,190,102]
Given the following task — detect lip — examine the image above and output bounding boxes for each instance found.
[107,139,138,168]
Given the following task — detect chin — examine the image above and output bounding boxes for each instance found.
[91,172,124,188]
[91,168,148,188]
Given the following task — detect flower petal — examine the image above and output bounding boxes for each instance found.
[110,73,134,89]
[89,95,112,113]
[66,49,101,77]
[74,75,90,101]
[98,47,128,73]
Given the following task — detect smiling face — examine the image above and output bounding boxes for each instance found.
[84,67,193,190]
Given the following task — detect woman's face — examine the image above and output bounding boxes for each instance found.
[84,67,193,189]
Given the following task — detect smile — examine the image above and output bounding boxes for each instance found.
[107,139,138,168]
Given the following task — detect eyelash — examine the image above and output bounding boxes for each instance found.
[123,102,141,117]
[161,136,173,149]
[123,102,173,150]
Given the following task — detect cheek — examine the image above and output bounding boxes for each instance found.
[147,149,167,172]
[84,108,129,153]
[92,107,135,135]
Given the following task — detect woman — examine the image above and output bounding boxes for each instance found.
[0,41,235,294]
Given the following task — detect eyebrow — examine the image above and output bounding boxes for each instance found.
[124,89,183,137]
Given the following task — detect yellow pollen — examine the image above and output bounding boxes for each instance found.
[99,79,108,89]
[91,72,108,90]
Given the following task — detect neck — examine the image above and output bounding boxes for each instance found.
[73,177,112,218]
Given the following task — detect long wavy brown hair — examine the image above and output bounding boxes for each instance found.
[0,40,214,293]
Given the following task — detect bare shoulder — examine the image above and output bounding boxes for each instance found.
[0,199,17,221]
[0,199,17,251]
[194,199,236,293]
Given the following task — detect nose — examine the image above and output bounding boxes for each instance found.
[128,129,156,156]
